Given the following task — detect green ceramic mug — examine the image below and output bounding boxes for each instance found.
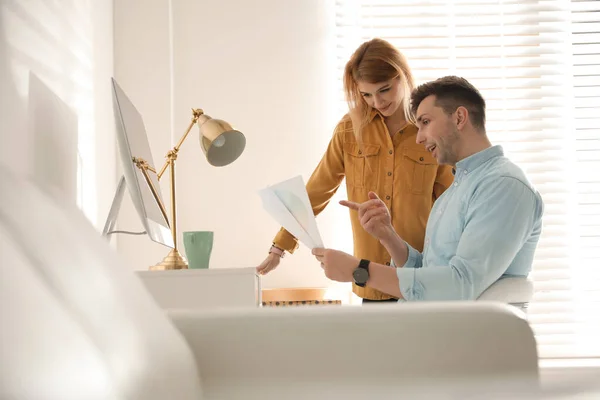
[183,231,214,269]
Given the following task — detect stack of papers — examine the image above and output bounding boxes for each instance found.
[258,175,324,249]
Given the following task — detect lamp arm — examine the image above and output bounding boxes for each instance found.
[157,108,204,180]
[132,157,170,226]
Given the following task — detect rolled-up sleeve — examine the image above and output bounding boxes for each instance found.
[396,177,542,301]
[394,242,422,269]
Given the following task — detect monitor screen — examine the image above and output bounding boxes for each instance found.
[111,78,173,248]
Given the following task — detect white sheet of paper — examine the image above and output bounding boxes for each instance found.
[258,175,324,249]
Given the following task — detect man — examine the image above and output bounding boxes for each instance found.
[313,76,544,301]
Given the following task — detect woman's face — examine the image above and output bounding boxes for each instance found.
[356,77,403,117]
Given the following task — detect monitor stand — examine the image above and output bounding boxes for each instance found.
[102,176,146,237]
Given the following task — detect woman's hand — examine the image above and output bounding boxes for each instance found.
[256,252,282,275]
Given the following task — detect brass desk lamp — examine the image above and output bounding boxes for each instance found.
[136,109,245,270]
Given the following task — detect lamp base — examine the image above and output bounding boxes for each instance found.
[150,248,189,270]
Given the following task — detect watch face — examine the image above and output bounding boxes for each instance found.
[353,267,369,284]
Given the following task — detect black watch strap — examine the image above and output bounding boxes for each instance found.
[358,259,370,271]
[354,259,370,287]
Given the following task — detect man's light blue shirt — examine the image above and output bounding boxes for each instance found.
[395,145,544,301]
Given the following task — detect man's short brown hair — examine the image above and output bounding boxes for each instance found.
[410,76,486,131]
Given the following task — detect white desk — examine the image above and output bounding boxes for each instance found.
[136,267,261,311]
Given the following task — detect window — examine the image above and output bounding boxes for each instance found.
[333,0,600,361]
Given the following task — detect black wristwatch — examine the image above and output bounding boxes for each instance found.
[353,259,370,287]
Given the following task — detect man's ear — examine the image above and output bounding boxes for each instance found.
[455,106,469,130]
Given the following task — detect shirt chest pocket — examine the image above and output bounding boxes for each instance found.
[403,149,437,195]
[343,142,380,189]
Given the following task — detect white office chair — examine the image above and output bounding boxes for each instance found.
[478,276,534,313]
[0,164,543,400]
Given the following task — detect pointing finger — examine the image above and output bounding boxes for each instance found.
[339,200,360,210]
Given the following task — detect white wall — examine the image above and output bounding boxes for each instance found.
[0,0,115,228]
[114,0,356,290]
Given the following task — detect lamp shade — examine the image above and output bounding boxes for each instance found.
[197,115,246,167]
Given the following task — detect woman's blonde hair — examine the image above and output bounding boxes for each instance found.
[343,38,415,141]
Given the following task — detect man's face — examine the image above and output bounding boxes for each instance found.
[415,95,460,165]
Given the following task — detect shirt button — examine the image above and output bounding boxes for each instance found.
[419,157,424,161]
[453,182,458,186]
[386,195,391,200]
[387,172,392,176]
[464,170,468,175]
[358,150,362,155]
[389,150,393,155]
[385,262,390,266]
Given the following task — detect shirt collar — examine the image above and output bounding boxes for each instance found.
[368,108,415,131]
[366,108,415,135]
[454,145,504,175]
[368,107,382,122]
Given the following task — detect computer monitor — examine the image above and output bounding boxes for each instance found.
[103,78,173,249]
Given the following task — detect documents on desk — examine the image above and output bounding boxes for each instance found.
[258,175,323,249]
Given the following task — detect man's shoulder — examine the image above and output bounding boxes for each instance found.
[474,156,544,215]
[472,156,545,223]
[482,156,537,191]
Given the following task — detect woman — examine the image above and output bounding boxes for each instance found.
[257,38,454,302]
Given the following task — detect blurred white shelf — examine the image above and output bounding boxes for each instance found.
[136,267,261,311]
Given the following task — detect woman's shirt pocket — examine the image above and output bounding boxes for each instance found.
[403,148,437,195]
[343,142,380,188]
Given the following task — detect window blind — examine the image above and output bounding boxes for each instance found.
[333,0,600,360]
